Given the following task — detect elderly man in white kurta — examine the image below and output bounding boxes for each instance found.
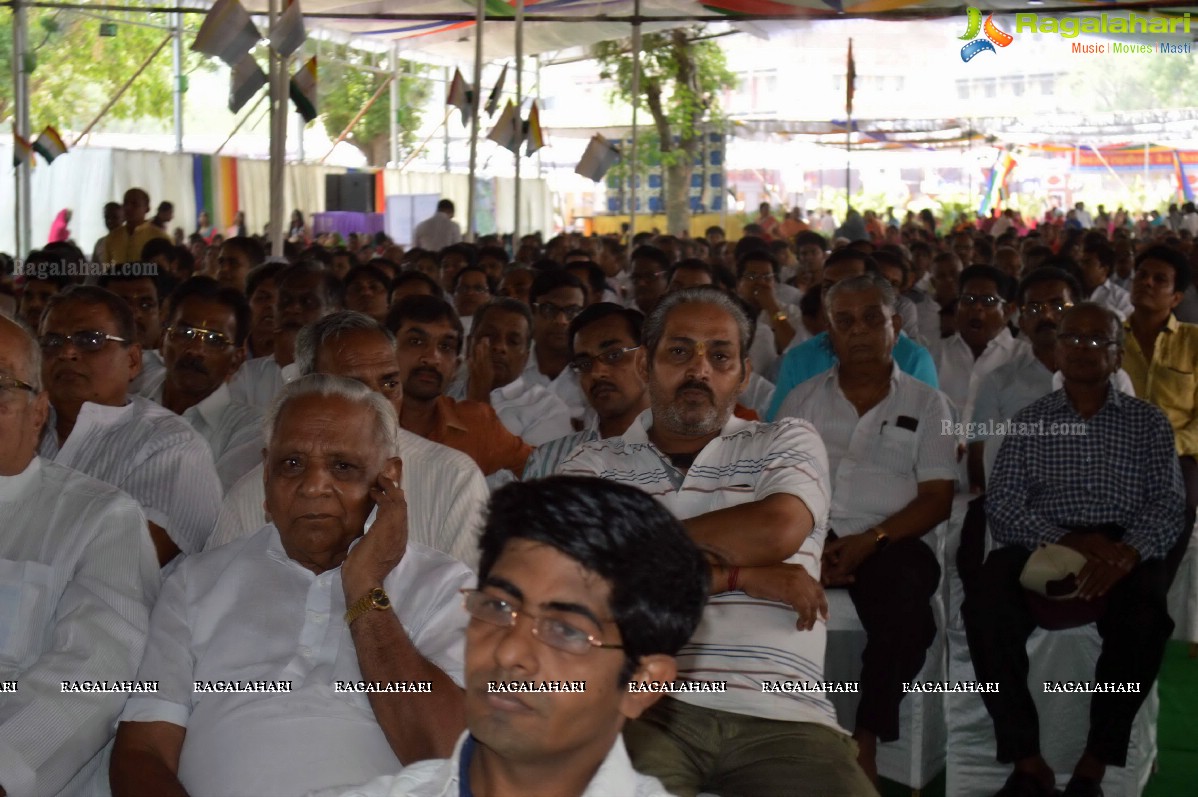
[0,316,158,797]
[110,375,471,797]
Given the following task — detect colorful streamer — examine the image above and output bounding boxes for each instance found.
[979,150,1016,217]
[1173,150,1194,202]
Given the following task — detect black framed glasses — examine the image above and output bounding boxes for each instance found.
[740,272,775,283]
[165,324,234,350]
[570,345,640,374]
[533,301,584,322]
[630,270,668,286]
[0,374,37,396]
[39,330,129,353]
[1022,300,1074,317]
[1058,333,1117,349]
[461,589,623,656]
[959,294,1004,308]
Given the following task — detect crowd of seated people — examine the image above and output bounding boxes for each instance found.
[1,191,1197,797]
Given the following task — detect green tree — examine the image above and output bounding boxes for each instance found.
[318,44,430,166]
[0,8,180,131]
[595,28,736,234]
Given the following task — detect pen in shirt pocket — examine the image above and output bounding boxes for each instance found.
[879,420,888,436]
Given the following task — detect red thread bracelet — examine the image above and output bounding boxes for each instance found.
[728,566,741,592]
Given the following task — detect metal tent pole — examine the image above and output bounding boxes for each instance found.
[513,0,524,240]
[172,11,184,152]
[268,0,287,255]
[389,42,400,167]
[13,0,31,257]
[465,0,485,240]
[629,0,641,239]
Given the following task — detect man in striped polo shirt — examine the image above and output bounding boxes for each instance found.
[560,287,875,796]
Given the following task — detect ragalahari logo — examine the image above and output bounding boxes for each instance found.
[959,7,1014,62]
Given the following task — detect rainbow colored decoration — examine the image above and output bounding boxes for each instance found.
[1172,150,1194,203]
[192,154,240,232]
[979,149,1016,217]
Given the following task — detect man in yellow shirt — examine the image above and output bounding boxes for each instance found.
[103,188,170,266]
[1123,244,1198,578]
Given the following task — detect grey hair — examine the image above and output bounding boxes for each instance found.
[643,286,752,361]
[264,373,399,454]
[295,310,397,376]
[0,315,43,392]
[1061,302,1126,349]
[824,273,897,319]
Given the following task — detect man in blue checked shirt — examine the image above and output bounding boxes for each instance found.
[964,303,1186,797]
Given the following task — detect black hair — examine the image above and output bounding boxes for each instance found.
[478,476,708,682]
[869,249,909,285]
[1082,240,1115,275]
[440,242,478,268]
[18,250,72,287]
[566,302,644,357]
[97,271,171,303]
[477,245,509,266]
[386,294,464,354]
[437,199,455,214]
[669,258,715,283]
[565,261,607,301]
[221,236,266,267]
[529,269,586,306]
[452,265,496,294]
[391,270,445,300]
[245,261,286,300]
[630,245,670,271]
[472,298,534,343]
[164,276,252,345]
[733,235,770,262]
[794,231,827,251]
[345,264,391,291]
[799,283,823,318]
[958,264,1014,301]
[277,261,346,308]
[1016,267,1083,307]
[43,285,137,343]
[1135,245,1192,293]
[824,248,877,272]
[704,225,725,237]
[735,249,779,279]
[141,237,177,263]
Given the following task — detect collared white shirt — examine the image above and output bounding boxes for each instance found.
[559,411,842,730]
[207,429,489,569]
[739,371,776,419]
[971,338,1136,481]
[39,396,222,556]
[129,348,164,396]
[310,732,672,797]
[491,374,573,446]
[413,212,462,251]
[777,364,958,536]
[228,355,287,411]
[522,344,589,423]
[140,376,265,493]
[934,327,1017,426]
[0,456,158,797]
[1089,279,1133,321]
[121,526,471,797]
[749,303,801,378]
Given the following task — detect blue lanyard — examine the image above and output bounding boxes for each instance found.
[458,735,477,797]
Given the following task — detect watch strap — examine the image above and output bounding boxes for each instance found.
[344,587,390,626]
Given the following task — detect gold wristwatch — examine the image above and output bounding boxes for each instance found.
[772,310,789,323]
[872,527,890,550]
[344,587,391,626]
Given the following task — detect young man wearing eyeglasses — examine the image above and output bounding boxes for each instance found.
[522,304,648,480]
[734,249,800,377]
[314,475,708,797]
[966,303,1186,797]
[518,270,591,423]
[37,285,222,568]
[138,277,264,493]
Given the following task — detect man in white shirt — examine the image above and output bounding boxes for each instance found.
[463,298,573,446]
[317,475,708,797]
[37,286,222,567]
[413,199,463,252]
[521,270,590,421]
[734,249,800,377]
[209,312,488,568]
[110,375,471,796]
[229,262,345,410]
[776,273,956,783]
[0,316,158,797]
[141,278,263,492]
[920,251,963,346]
[1074,201,1094,229]
[1080,240,1133,320]
[559,288,875,796]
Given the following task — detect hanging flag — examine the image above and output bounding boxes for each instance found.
[32,126,67,163]
[229,53,267,114]
[289,57,318,123]
[446,68,474,126]
[845,39,856,118]
[271,0,306,58]
[193,0,262,67]
[524,101,545,156]
[486,100,522,154]
[979,150,1016,217]
[12,128,34,168]
[1172,150,1194,203]
[575,134,620,182]
[485,63,508,117]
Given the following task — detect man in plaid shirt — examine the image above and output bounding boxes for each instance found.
[964,303,1185,797]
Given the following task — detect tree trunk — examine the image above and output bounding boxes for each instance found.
[665,160,692,236]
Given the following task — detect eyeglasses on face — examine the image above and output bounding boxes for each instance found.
[460,589,623,656]
[534,301,584,322]
[1022,300,1074,317]
[1057,333,1117,349]
[631,270,668,286]
[660,340,739,372]
[570,345,640,374]
[39,330,129,353]
[740,272,775,283]
[959,294,1004,309]
[165,324,234,350]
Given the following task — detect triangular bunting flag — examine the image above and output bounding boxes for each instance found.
[289,57,318,123]
[575,134,621,182]
[486,100,522,155]
[229,53,267,114]
[446,68,474,126]
[485,63,508,117]
[193,0,262,67]
[32,126,67,163]
[271,0,306,58]
[524,101,545,156]
[13,128,34,168]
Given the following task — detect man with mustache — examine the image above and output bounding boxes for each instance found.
[560,287,875,796]
[37,285,221,567]
[775,273,956,785]
[98,273,167,396]
[229,261,344,410]
[315,476,708,797]
[515,270,590,422]
[966,304,1185,797]
[523,304,648,479]
[139,277,263,493]
[388,295,532,478]
[463,297,572,447]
